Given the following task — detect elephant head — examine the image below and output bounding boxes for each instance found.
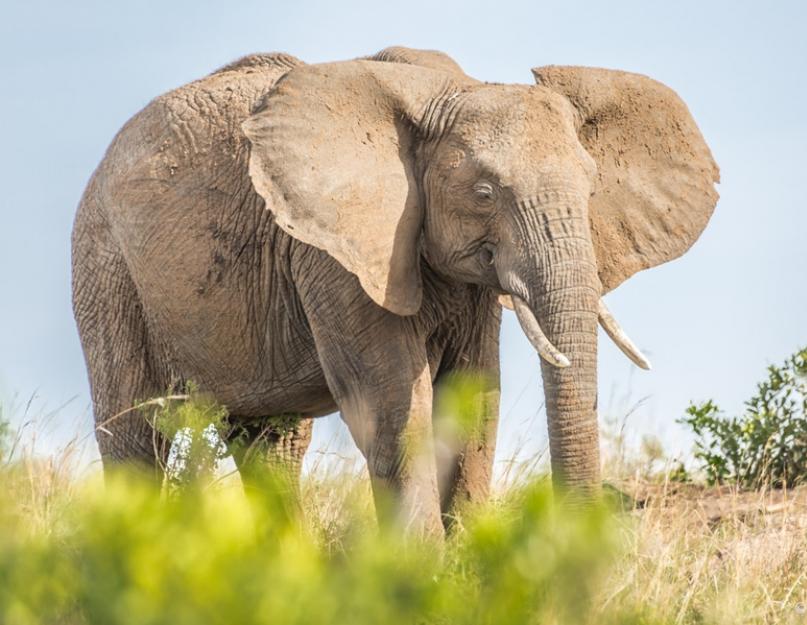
[242,59,718,494]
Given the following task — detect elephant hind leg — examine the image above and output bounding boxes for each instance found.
[227,416,314,494]
[73,209,172,477]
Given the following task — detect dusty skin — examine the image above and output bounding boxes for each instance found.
[72,46,719,536]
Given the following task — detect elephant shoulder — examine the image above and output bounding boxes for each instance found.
[98,55,303,224]
[106,54,302,179]
[157,52,304,125]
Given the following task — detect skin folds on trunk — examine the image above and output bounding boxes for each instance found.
[500,196,602,496]
[538,292,600,494]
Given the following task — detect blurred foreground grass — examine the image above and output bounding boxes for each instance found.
[1,377,806,625]
[2,460,807,624]
[1,461,629,625]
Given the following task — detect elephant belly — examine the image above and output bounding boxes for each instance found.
[152,286,336,418]
[126,221,337,419]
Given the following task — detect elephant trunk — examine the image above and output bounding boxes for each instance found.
[537,288,600,495]
[500,194,602,496]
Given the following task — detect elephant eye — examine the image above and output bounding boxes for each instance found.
[473,181,495,202]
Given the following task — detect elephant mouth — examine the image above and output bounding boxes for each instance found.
[503,293,652,371]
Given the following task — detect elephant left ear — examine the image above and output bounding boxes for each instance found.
[243,61,458,315]
[532,66,719,293]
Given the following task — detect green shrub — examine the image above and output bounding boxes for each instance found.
[680,347,807,488]
[149,388,229,486]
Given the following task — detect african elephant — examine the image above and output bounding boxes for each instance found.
[72,46,718,535]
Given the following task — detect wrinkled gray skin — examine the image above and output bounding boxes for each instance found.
[72,47,718,536]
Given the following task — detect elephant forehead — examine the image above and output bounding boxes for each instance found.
[451,86,588,191]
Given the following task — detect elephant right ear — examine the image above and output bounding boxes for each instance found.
[242,61,457,316]
[533,66,720,293]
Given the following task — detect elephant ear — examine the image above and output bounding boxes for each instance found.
[243,61,457,315]
[532,66,719,292]
[370,46,478,85]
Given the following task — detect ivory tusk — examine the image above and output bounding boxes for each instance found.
[511,295,571,368]
[598,300,652,370]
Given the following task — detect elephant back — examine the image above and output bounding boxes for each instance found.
[211,52,302,76]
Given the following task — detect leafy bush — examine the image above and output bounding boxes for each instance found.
[680,347,807,488]
[151,389,230,486]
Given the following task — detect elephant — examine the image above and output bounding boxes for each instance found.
[72,46,718,536]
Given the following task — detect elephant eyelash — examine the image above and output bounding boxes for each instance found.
[473,182,495,201]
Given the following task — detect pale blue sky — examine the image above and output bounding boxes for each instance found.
[1,0,805,471]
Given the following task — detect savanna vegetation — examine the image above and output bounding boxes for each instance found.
[1,348,805,624]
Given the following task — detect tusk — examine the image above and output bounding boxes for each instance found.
[498,294,514,310]
[512,295,571,368]
[598,300,652,370]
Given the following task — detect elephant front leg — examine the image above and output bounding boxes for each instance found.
[434,380,499,526]
[337,362,443,538]
[295,253,443,538]
[433,293,502,529]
